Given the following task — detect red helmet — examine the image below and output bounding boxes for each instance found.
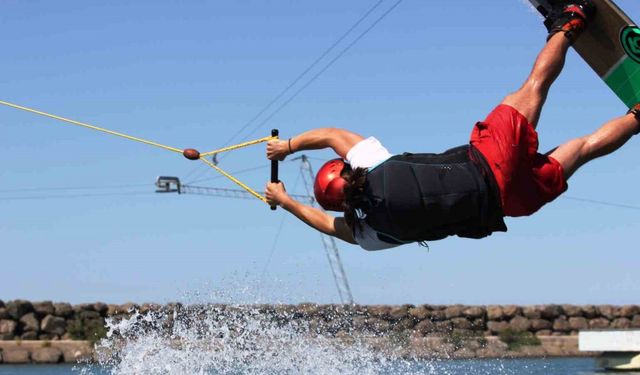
[314,158,348,211]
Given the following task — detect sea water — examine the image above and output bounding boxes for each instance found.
[0,358,634,375]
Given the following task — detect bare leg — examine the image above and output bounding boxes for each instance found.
[549,113,640,179]
[502,33,572,128]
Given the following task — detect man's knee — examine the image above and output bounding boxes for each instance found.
[502,88,544,124]
[549,136,589,179]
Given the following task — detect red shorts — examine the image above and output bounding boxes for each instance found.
[470,104,568,217]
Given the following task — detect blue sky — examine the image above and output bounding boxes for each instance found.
[1,0,639,305]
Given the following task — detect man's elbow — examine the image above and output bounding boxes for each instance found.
[325,128,363,158]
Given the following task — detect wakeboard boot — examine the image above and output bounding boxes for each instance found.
[544,0,596,43]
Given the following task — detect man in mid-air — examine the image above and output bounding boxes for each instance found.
[265,0,640,250]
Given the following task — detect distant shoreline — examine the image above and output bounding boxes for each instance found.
[3,300,637,364]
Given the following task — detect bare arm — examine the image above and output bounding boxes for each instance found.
[265,182,357,245]
[266,128,364,161]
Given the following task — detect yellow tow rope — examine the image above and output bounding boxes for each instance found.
[0,99,276,203]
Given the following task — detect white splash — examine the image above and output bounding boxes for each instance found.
[78,303,433,375]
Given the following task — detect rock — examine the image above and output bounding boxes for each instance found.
[487,305,504,321]
[471,318,486,331]
[431,320,453,334]
[308,317,325,334]
[109,303,138,315]
[351,316,368,331]
[562,305,582,317]
[320,305,345,320]
[620,306,639,318]
[31,347,63,364]
[612,306,624,319]
[106,304,119,316]
[94,303,109,316]
[20,312,40,332]
[530,319,552,331]
[0,308,8,319]
[21,331,38,340]
[522,306,541,319]
[589,318,610,329]
[367,305,390,319]
[392,317,415,331]
[487,321,509,334]
[73,303,96,313]
[451,328,475,340]
[568,317,588,331]
[444,305,465,319]
[598,305,616,319]
[295,303,319,318]
[0,319,17,336]
[325,319,348,336]
[430,309,446,321]
[414,319,436,335]
[431,342,456,357]
[41,315,67,336]
[612,318,631,329]
[553,317,570,332]
[164,302,183,315]
[388,305,409,321]
[502,305,521,319]
[2,349,29,364]
[0,300,4,308]
[139,303,162,315]
[33,301,55,317]
[451,317,472,330]
[463,307,485,320]
[632,315,640,328]
[509,316,531,332]
[53,303,73,318]
[408,306,430,321]
[368,318,391,335]
[540,305,563,320]
[79,310,101,320]
[5,300,34,320]
[581,305,597,319]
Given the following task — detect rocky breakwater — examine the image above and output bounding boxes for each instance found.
[0,299,99,363]
[1,299,640,363]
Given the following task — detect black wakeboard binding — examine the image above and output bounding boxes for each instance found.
[544,0,596,43]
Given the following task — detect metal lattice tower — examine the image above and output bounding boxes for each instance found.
[291,155,354,304]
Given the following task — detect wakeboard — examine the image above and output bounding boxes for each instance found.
[529,0,640,107]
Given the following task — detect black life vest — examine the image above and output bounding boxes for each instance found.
[353,145,506,243]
